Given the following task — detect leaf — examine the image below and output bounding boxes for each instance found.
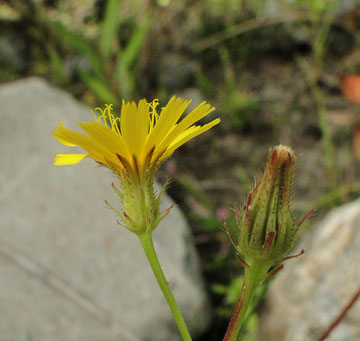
[100,0,120,59]
[52,21,104,77]
[120,19,150,69]
[114,62,135,100]
[108,19,149,99]
[79,70,118,103]
[47,45,66,83]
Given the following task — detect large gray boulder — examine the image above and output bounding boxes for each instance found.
[259,199,360,341]
[0,78,211,341]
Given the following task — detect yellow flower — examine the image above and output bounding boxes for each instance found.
[53,97,220,234]
[53,96,220,179]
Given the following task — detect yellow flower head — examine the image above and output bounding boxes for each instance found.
[53,96,220,179]
[53,96,219,234]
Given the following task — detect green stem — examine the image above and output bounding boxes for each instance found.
[138,232,193,341]
[223,261,270,341]
[309,78,336,186]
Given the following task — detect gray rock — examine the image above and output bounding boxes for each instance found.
[0,78,211,341]
[265,0,360,18]
[264,0,358,50]
[259,199,360,341]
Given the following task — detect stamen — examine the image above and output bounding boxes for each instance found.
[94,104,122,135]
[91,110,100,121]
[94,106,107,125]
[149,99,160,132]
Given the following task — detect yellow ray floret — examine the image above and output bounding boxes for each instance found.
[53,96,220,177]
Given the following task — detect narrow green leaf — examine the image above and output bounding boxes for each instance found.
[113,20,149,99]
[115,61,135,100]
[100,0,120,59]
[120,20,150,69]
[52,21,104,77]
[79,70,118,103]
[47,45,66,83]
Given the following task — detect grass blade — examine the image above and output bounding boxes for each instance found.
[79,70,118,103]
[52,21,104,77]
[119,19,150,69]
[100,0,120,59]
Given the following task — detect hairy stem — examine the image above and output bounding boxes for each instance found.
[223,260,270,341]
[138,232,192,341]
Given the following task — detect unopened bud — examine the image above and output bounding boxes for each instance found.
[236,145,297,265]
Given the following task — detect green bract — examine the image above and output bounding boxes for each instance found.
[237,145,297,264]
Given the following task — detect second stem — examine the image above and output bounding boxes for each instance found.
[223,260,270,341]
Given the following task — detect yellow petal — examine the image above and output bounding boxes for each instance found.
[53,122,119,165]
[53,99,220,177]
[53,122,76,146]
[55,138,77,147]
[78,121,129,158]
[120,100,149,158]
[54,154,88,165]
[144,97,190,154]
[156,102,215,152]
[161,118,221,160]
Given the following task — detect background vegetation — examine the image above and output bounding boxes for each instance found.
[2,0,360,339]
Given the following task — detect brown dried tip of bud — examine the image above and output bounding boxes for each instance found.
[270,145,295,167]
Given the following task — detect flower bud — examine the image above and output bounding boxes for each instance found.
[235,145,297,265]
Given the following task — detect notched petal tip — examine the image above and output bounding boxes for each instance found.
[54,154,87,165]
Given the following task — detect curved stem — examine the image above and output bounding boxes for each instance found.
[223,260,270,341]
[318,286,360,341]
[138,232,193,341]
